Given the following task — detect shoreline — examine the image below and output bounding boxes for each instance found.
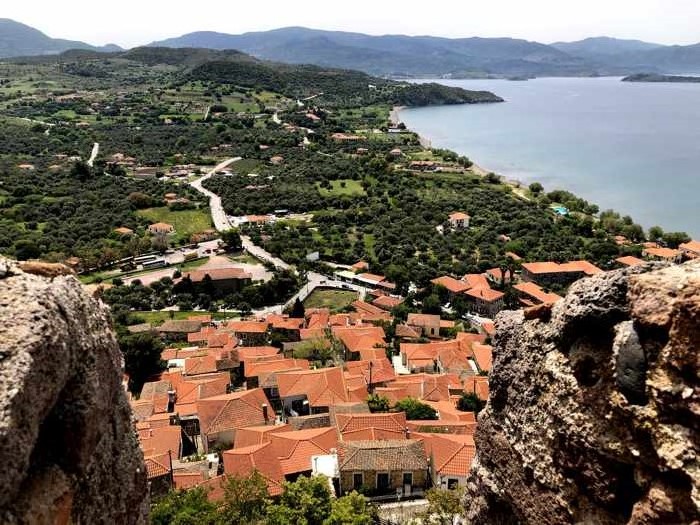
[395,105,521,185]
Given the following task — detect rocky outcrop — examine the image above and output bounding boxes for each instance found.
[464,261,699,524]
[0,258,148,524]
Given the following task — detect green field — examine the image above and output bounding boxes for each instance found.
[316,179,366,197]
[303,288,358,311]
[231,158,263,175]
[131,310,235,326]
[137,207,213,242]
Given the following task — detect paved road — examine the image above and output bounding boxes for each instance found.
[189,157,241,231]
[87,142,99,167]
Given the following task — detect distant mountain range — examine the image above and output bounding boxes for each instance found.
[3,19,700,77]
[0,19,121,58]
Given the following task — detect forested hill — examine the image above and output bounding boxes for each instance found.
[12,47,503,107]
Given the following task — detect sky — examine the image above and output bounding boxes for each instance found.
[4,0,700,48]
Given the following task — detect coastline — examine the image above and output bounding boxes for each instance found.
[396,105,528,195]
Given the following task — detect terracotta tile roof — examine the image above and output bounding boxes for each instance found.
[339,439,427,471]
[464,375,489,401]
[234,424,292,448]
[424,400,476,423]
[352,261,370,271]
[300,328,327,340]
[680,240,700,255]
[306,309,330,329]
[269,427,338,475]
[523,260,602,276]
[333,326,387,355]
[335,412,407,438]
[465,287,504,302]
[344,359,395,385]
[277,367,349,407]
[184,355,218,376]
[506,251,522,261]
[406,313,440,328]
[173,471,205,490]
[235,346,280,362]
[223,443,284,495]
[188,314,212,323]
[644,247,681,259]
[455,332,487,345]
[616,255,645,267]
[352,300,391,319]
[184,267,252,282]
[421,433,475,477]
[196,389,272,435]
[431,276,470,294]
[144,453,171,479]
[471,343,493,372]
[481,322,495,336]
[373,386,409,404]
[227,320,269,334]
[174,373,230,407]
[357,272,386,283]
[485,268,511,283]
[371,295,404,310]
[513,282,562,304]
[139,426,182,458]
[395,324,422,339]
[462,274,491,290]
[449,212,470,220]
[244,358,310,379]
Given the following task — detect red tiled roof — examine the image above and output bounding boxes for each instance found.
[277,367,349,407]
[462,274,490,290]
[357,272,386,283]
[464,375,489,401]
[139,426,181,458]
[351,261,370,271]
[616,255,644,267]
[227,320,269,334]
[513,282,562,304]
[244,358,310,379]
[173,472,205,490]
[644,247,681,259]
[680,240,700,255]
[422,433,475,477]
[196,389,272,435]
[332,326,387,355]
[449,212,470,220]
[406,313,440,328]
[465,287,504,302]
[235,346,280,362]
[523,260,602,276]
[335,412,407,438]
[471,343,493,372]
[431,276,469,294]
[223,443,284,496]
[395,324,422,339]
[344,359,395,385]
[371,295,404,310]
[144,453,171,479]
[184,355,218,376]
[234,424,292,448]
[269,427,338,475]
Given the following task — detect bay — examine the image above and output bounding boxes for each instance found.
[400,77,700,238]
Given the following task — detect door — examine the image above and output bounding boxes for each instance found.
[402,472,413,495]
[377,472,390,492]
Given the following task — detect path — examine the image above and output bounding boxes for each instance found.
[87,142,99,167]
[189,157,241,231]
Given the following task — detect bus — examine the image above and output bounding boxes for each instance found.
[134,254,158,264]
[141,258,168,270]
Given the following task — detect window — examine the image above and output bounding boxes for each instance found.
[353,473,363,489]
[447,478,459,490]
[377,472,390,490]
[402,472,413,486]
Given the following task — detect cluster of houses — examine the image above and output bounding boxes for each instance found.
[130,299,491,502]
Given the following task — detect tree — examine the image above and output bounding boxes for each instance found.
[367,393,390,413]
[648,225,664,242]
[457,392,485,414]
[662,231,690,249]
[395,397,438,420]
[222,228,243,252]
[151,487,219,525]
[292,338,333,364]
[13,239,40,260]
[118,331,165,393]
[291,297,305,319]
[421,293,442,315]
[219,471,271,524]
[324,492,376,525]
[266,475,333,525]
[528,182,543,196]
[421,487,465,525]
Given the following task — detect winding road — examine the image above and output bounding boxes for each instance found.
[189,157,241,231]
[87,142,99,167]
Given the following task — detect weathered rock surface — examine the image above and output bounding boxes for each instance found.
[0,257,148,524]
[464,261,700,524]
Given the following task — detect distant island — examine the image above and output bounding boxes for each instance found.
[622,73,700,83]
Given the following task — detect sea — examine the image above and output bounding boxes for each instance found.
[399,77,700,238]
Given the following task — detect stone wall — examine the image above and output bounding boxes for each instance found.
[0,259,148,524]
[464,261,700,524]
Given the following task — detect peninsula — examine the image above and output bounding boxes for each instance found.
[622,73,700,83]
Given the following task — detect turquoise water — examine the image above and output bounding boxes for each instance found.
[400,77,700,238]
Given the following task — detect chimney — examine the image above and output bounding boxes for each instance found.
[167,389,177,413]
[262,403,269,423]
[404,427,411,439]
